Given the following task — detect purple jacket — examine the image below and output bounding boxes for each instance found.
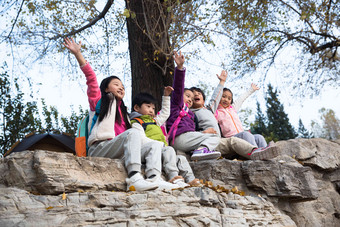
[166,67,195,142]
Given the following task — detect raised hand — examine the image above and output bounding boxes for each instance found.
[164,86,174,96]
[63,37,86,66]
[216,70,228,84]
[251,83,260,91]
[173,51,185,70]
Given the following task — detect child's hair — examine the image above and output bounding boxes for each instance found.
[184,88,191,92]
[190,87,206,101]
[132,92,157,108]
[223,88,234,104]
[99,76,131,128]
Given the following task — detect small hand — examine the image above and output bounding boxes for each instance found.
[63,37,82,55]
[164,86,174,96]
[251,83,260,91]
[216,70,228,84]
[173,51,185,70]
[202,128,217,134]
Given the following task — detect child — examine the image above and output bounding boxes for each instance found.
[63,37,170,191]
[190,72,278,160]
[130,91,200,187]
[216,84,268,148]
[166,51,221,161]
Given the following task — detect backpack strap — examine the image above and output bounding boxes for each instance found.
[90,99,101,134]
[166,104,191,145]
[131,117,156,131]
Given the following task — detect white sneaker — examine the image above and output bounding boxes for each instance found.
[126,173,158,192]
[250,144,279,160]
[173,178,189,188]
[147,176,180,191]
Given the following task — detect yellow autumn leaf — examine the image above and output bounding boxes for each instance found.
[46,206,54,210]
[129,185,136,191]
[62,192,66,200]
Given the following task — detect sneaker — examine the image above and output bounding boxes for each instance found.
[173,178,190,188]
[126,173,159,192]
[250,144,279,160]
[191,147,221,161]
[147,176,181,191]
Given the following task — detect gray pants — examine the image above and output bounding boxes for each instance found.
[162,146,196,183]
[215,137,256,159]
[172,131,220,153]
[88,128,162,178]
[234,131,267,148]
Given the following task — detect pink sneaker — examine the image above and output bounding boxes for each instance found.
[250,144,279,160]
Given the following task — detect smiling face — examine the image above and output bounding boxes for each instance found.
[192,90,205,109]
[105,78,125,100]
[183,89,194,108]
[134,103,156,117]
[220,90,233,108]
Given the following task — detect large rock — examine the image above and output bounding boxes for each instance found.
[1,138,340,226]
[0,186,296,226]
[0,150,127,194]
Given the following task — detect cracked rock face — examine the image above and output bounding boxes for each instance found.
[1,138,339,226]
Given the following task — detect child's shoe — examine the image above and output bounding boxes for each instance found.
[250,144,279,160]
[191,147,221,161]
[173,178,190,188]
[147,176,180,191]
[126,173,159,192]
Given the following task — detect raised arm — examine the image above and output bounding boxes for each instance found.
[155,86,174,126]
[63,37,86,66]
[171,51,186,108]
[207,70,228,113]
[233,83,259,111]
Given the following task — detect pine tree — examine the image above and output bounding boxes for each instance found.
[265,84,297,141]
[251,101,268,136]
[298,118,310,138]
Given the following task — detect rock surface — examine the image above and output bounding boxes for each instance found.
[0,138,339,226]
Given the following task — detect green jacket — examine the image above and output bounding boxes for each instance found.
[130,115,168,146]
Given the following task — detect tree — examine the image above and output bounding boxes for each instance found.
[251,101,268,137]
[217,0,339,95]
[319,108,340,140]
[297,118,310,138]
[0,63,87,155]
[0,63,42,154]
[265,84,297,141]
[1,0,338,110]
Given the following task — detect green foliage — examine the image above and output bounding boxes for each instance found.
[297,118,310,138]
[317,108,340,140]
[250,101,268,138]
[0,63,87,155]
[265,84,297,141]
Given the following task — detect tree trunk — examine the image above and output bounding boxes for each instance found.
[125,0,174,111]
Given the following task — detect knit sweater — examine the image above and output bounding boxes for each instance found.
[190,83,224,137]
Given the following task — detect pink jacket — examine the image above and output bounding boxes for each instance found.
[215,86,256,138]
[215,104,244,138]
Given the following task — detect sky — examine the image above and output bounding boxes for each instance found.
[1,1,339,134]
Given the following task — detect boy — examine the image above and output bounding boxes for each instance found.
[190,71,278,160]
[130,89,200,187]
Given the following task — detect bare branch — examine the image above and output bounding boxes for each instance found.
[4,0,25,41]
[51,0,114,40]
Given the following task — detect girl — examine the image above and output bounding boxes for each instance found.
[215,84,268,148]
[166,51,221,161]
[63,38,172,191]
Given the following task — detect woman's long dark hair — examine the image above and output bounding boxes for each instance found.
[98,76,131,129]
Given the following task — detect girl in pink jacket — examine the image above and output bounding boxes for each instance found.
[215,84,268,148]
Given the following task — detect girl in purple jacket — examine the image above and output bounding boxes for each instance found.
[166,51,221,161]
